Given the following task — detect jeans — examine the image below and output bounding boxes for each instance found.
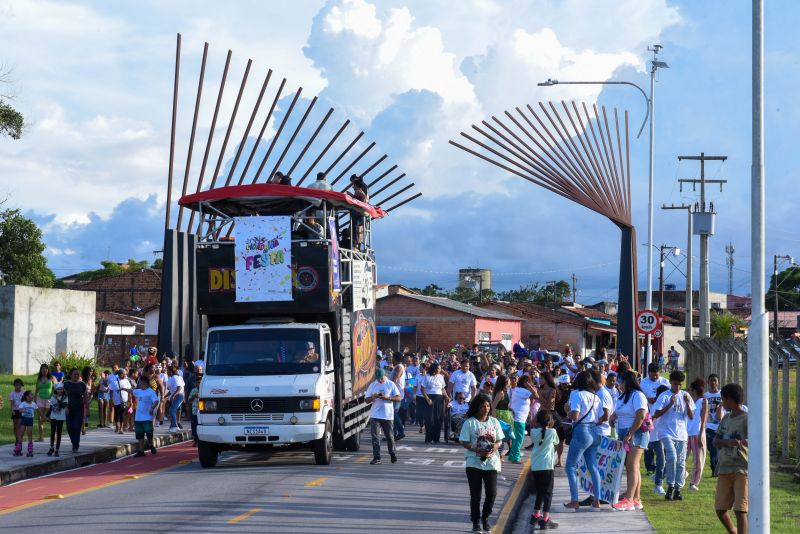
[169,393,184,428]
[66,408,83,450]
[466,467,498,523]
[565,423,601,502]
[415,396,428,426]
[509,421,525,461]
[531,469,554,514]
[425,394,444,443]
[646,439,666,486]
[370,418,396,459]
[661,437,687,489]
[393,401,405,438]
[706,428,719,474]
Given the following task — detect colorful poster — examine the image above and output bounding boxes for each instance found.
[233,216,292,302]
[576,436,627,504]
[351,260,374,311]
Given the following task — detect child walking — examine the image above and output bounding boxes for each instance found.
[48,382,68,456]
[529,409,559,530]
[712,383,748,534]
[16,391,37,457]
[9,378,24,451]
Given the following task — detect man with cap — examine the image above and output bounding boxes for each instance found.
[366,368,402,464]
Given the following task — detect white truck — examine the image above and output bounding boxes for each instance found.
[182,184,381,467]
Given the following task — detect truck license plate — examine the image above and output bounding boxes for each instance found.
[244,426,269,435]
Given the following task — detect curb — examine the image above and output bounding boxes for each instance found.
[0,430,192,487]
[494,457,531,534]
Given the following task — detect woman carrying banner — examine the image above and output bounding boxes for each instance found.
[611,370,650,511]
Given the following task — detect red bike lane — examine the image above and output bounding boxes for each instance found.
[0,442,196,516]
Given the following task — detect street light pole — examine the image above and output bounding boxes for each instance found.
[539,45,668,367]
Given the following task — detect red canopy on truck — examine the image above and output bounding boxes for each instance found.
[179,183,387,219]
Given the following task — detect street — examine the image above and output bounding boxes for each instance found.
[0,426,525,533]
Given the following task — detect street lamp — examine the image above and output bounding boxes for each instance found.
[539,45,669,365]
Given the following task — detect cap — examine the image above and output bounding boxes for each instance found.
[558,374,571,384]
[307,342,315,349]
[375,368,386,379]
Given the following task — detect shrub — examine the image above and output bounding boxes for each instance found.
[40,351,100,376]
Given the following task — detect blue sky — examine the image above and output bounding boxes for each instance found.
[0,0,797,302]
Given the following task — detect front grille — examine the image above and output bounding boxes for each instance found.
[226,397,289,413]
[230,414,285,422]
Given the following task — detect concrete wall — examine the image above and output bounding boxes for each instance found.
[0,286,96,375]
[144,308,160,335]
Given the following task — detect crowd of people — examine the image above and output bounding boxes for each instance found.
[367,342,748,534]
[6,347,206,458]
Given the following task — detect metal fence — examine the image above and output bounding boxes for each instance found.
[678,338,800,461]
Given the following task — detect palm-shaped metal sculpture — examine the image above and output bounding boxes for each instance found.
[451,101,638,360]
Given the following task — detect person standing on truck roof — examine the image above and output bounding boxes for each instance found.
[308,171,333,191]
[390,353,406,441]
[366,368,402,465]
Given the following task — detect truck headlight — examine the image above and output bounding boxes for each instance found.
[200,400,217,412]
[299,398,320,410]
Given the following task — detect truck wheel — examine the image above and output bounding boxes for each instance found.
[313,420,333,465]
[198,441,218,468]
[343,430,361,452]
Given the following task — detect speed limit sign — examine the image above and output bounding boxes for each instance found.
[636,309,660,335]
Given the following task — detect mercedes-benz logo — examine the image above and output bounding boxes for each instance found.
[250,399,264,412]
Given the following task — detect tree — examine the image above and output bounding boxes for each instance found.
[766,265,800,311]
[711,311,745,339]
[0,208,55,287]
[417,283,446,297]
[1,66,23,140]
[496,280,571,305]
[151,258,164,269]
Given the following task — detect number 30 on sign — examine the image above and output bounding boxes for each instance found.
[636,310,660,335]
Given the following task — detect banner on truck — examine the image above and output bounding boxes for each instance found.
[233,216,292,302]
[576,435,627,504]
[328,217,341,300]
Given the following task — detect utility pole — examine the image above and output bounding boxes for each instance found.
[726,243,736,294]
[750,3,768,528]
[662,203,694,340]
[571,273,577,304]
[678,152,728,338]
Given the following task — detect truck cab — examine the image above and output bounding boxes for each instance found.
[198,322,336,465]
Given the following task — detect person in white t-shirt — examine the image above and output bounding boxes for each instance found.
[610,370,650,511]
[507,375,537,463]
[641,363,670,475]
[132,378,160,456]
[653,370,694,501]
[650,383,670,494]
[449,359,478,402]
[686,378,708,491]
[562,371,602,512]
[422,362,450,444]
[448,391,470,438]
[166,364,185,433]
[111,369,132,434]
[589,369,613,438]
[366,368,402,464]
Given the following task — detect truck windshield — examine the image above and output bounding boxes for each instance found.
[206,328,322,376]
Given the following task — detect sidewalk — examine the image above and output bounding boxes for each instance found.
[510,466,655,533]
[0,423,191,486]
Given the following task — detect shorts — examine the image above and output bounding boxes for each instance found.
[134,420,154,439]
[98,392,110,401]
[715,472,748,512]
[20,416,34,427]
[618,426,650,449]
[11,410,20,420]
[36,398,49,410]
